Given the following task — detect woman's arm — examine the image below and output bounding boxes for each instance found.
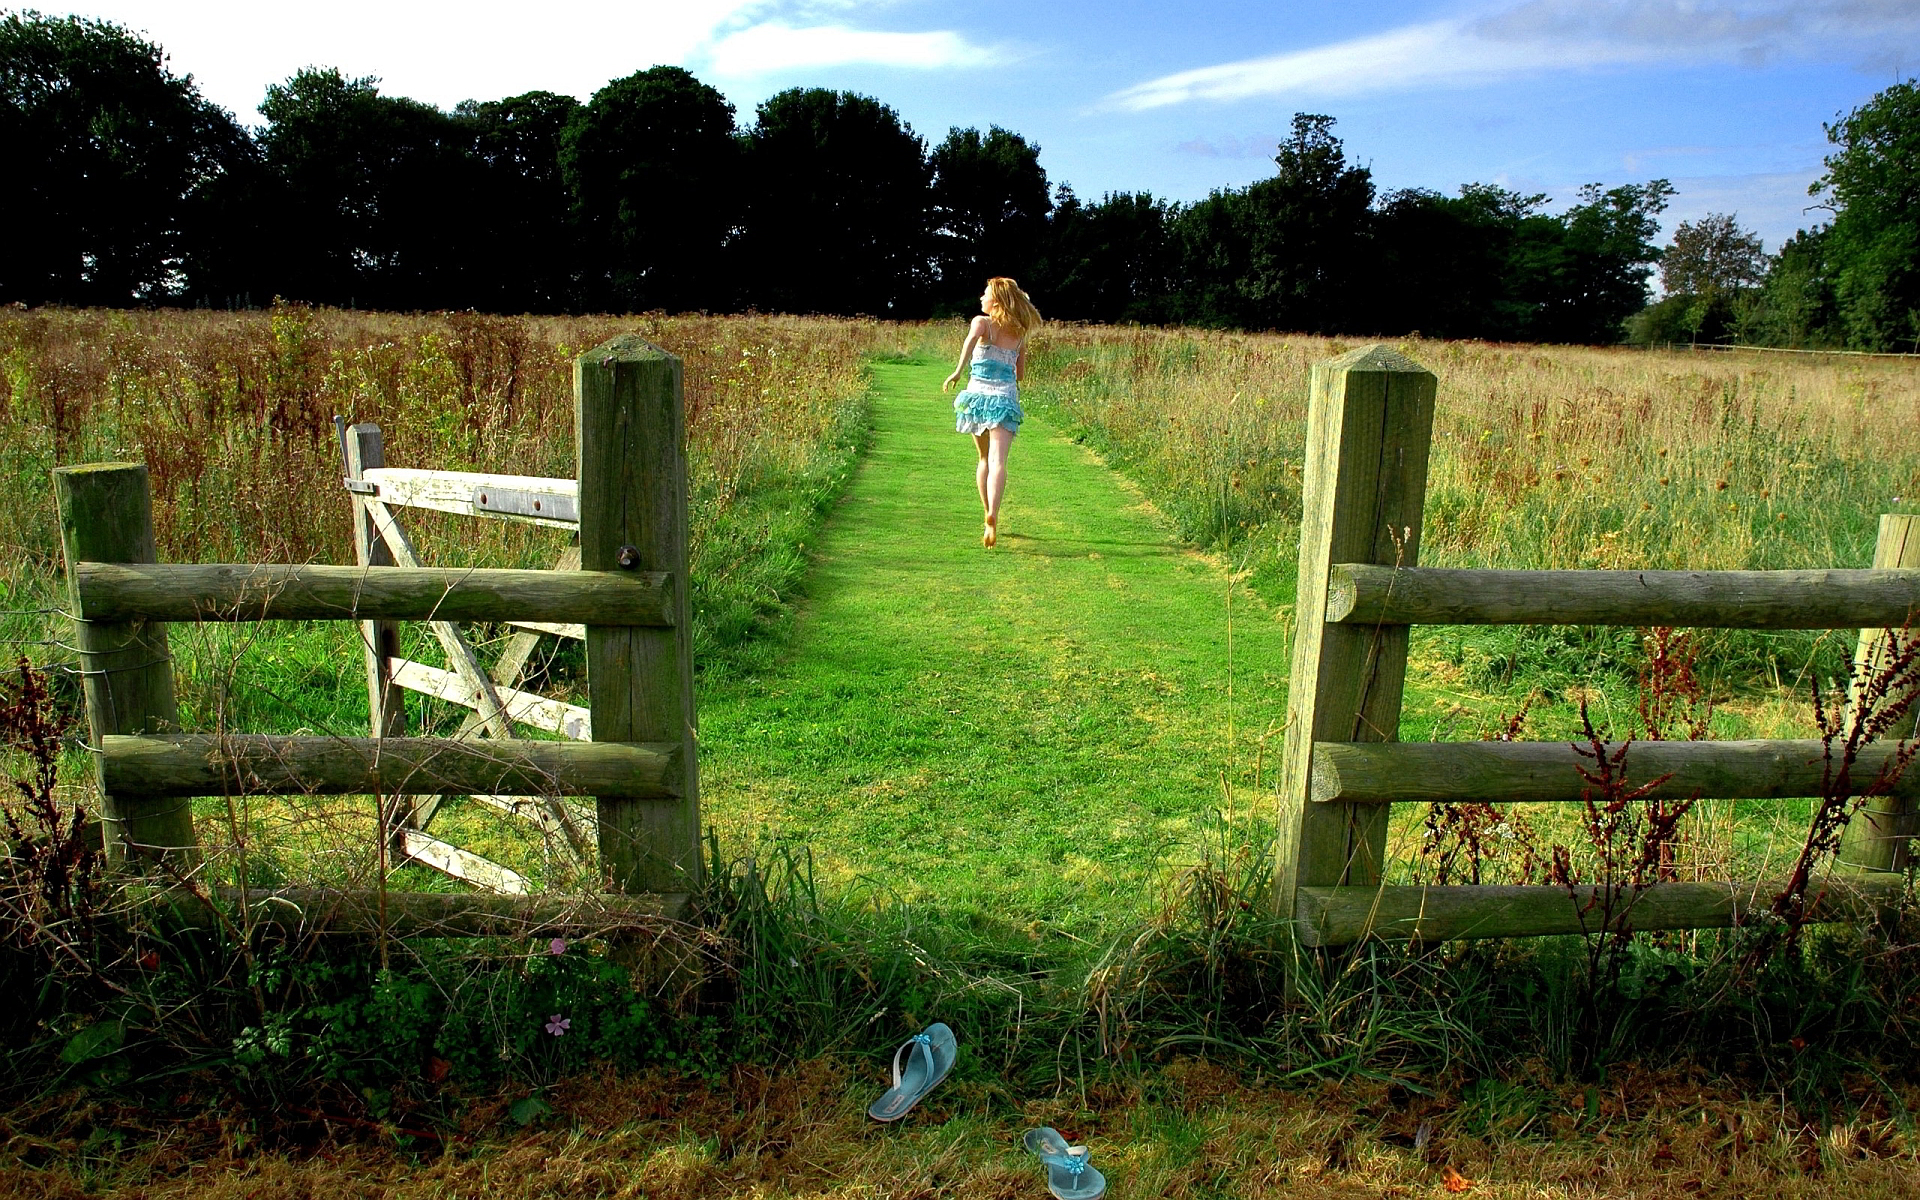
[1015,342,1026,383]
[944,317,987,390]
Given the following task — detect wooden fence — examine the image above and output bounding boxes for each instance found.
[54,335,1920,947]
[1276,345,1920,947]
[55,335,699,929]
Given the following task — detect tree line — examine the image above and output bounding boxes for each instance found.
[4,12,1915,348]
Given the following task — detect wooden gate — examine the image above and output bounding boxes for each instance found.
[55,335,700,929]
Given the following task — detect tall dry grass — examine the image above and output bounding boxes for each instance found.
[1026,328,1920,577]
[1023,329,1920,695]
[0,306,892,568]
[0,305,903,668]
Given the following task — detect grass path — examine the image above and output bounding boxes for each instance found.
[698,359,1295,933]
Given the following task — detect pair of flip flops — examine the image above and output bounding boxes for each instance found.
[867,1022,957,1122]
[867,1030,1106,1199]
[1024,1127,1107,1199]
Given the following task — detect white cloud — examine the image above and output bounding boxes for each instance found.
[64,1,990,118]
[1106,0,1920,111]
[72,0,769,117]
[1658,169,1828,251]
[702,22,993,76]
[1107,21,1583,110]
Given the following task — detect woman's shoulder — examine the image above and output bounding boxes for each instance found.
[969,314,995,336]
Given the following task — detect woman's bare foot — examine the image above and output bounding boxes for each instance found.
[982,517,997,549]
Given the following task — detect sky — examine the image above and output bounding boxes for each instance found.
[57,0,1920,252]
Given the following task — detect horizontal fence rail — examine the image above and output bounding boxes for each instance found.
[141,887,689,935]
[100,734,678,799]
[359,468,579,528]
[1294,877,1906,945]
[1309,738,1918,805]
[73,562,672,626]
[1327,565,1920,628]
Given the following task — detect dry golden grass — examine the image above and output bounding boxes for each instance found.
[7,1059,1918,1199]
[1025,327,1920,573]
[0,306,902,579]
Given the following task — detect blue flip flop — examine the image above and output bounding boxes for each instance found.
[867,1022,956,1122]
[1024,1126,1107,1199]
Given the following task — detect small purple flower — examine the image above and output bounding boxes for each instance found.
[547,937,567,956]
[544,1014,571,1037]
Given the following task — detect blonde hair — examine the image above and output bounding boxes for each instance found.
[984,277,1042,338]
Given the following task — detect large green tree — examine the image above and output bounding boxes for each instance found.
[1660,213,1769,298]
[0,12,251,304]
[1739,228,1841,348]
[1372,184,1550,339]
[928,126,1051,308]
[1630,212,1771,346]
[457,91,582,312]
[560,66,737,312]
[738,89,932,316]
[1521,180,1673,344]
[256,69,481,309]
[1173,114,1375,331]
[1814,80,1920,351]
[1032,186,1180,323]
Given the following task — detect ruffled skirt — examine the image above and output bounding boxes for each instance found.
[954,389,1023,435]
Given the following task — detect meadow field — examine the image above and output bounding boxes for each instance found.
[5,306,1919,896]
[5,308,1920,1196]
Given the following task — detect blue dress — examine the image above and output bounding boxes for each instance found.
[954,342,1023,435]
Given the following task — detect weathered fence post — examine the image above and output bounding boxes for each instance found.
[346,425,406,744]
[1838,513,1920,873]
[576,335,701,895]
[345,425,412,846]
[1274,346,1437,936]
[53,463,199,868]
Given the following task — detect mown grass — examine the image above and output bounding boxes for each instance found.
[694,357,1296,936]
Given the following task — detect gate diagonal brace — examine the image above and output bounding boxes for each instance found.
[356,490,594,864]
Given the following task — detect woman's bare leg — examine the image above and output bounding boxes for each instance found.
[972,431,991,516]
[982,426,1014,546]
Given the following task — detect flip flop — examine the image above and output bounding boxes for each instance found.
[867,1022,956,1122]
[1024,1127,1107,1199]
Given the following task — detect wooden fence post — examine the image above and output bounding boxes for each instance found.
[53,463,199,869]
[345,425,411,844]
[1274,346,1437,933]
[1838,513,1920,873]
[576,335,701,894]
